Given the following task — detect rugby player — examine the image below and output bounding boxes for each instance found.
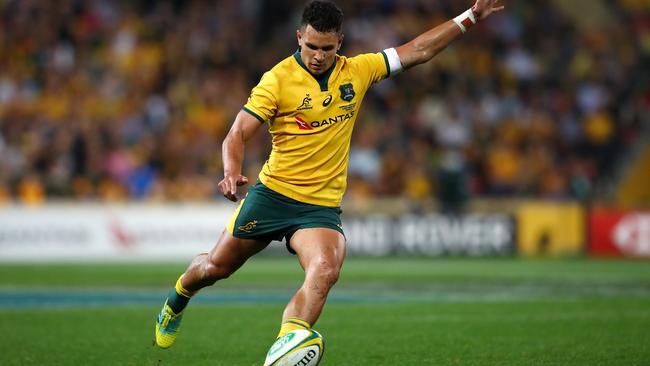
[155,0,504,349]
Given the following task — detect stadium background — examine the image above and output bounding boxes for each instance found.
[1,0,648,258]
[0,0,649,365]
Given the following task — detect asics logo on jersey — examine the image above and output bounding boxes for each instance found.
[238,220,257,233]
[323,95,332,107]
[297,94,313,110]
[295,116,313,130]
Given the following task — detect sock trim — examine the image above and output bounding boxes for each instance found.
[175,274,198,298]
[283,317,311,329]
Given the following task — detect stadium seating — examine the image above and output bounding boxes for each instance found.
[0,0,647,206]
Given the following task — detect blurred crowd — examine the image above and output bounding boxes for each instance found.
[0,0,648,207]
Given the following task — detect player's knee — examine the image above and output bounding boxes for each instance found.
[328,267,341,286]
[202,261,234,283]
[312,262,341,289]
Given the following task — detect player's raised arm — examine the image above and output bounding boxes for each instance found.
[218,110,264,202]
[394,0,504,70]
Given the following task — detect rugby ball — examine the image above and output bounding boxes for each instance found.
[263,329,324,366]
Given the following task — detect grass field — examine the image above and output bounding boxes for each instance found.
[1,257,649,365]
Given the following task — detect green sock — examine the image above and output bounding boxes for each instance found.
[165,287,190,314]
[165,275,196,314]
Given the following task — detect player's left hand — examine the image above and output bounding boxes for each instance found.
[471,0,505,21]
[218,174,249,202]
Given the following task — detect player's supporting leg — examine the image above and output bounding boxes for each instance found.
[277,228,345,338]
[155,230,267,349]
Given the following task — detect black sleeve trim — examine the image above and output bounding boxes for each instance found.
[380,50,391,79]
[242,106,265,124]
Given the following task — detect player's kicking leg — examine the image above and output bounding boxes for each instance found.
[155,231,267,349]
[276,228,346,337]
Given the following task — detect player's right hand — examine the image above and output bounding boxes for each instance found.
[218,174,249,202]
[472,0,505,21]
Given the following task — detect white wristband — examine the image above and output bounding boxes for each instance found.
[453,8,477,33]
[383,47,403,76]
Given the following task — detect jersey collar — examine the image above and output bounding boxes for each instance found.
[293,49,337,92]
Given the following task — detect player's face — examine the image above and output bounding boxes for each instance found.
[297,24,343,76]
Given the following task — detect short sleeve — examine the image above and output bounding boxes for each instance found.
[349,52,390,88]
[243,71,279,123]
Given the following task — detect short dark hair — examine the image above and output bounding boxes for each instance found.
[301,1,343,34]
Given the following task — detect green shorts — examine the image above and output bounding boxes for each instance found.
[226,181,344,253]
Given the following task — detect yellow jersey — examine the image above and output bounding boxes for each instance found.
[243,50,390,207]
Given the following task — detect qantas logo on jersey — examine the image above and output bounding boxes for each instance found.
[295,116,313,130]
[309,111,355,128]
[295,111,355,130]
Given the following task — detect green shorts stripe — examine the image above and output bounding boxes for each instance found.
[231,181,344,253]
